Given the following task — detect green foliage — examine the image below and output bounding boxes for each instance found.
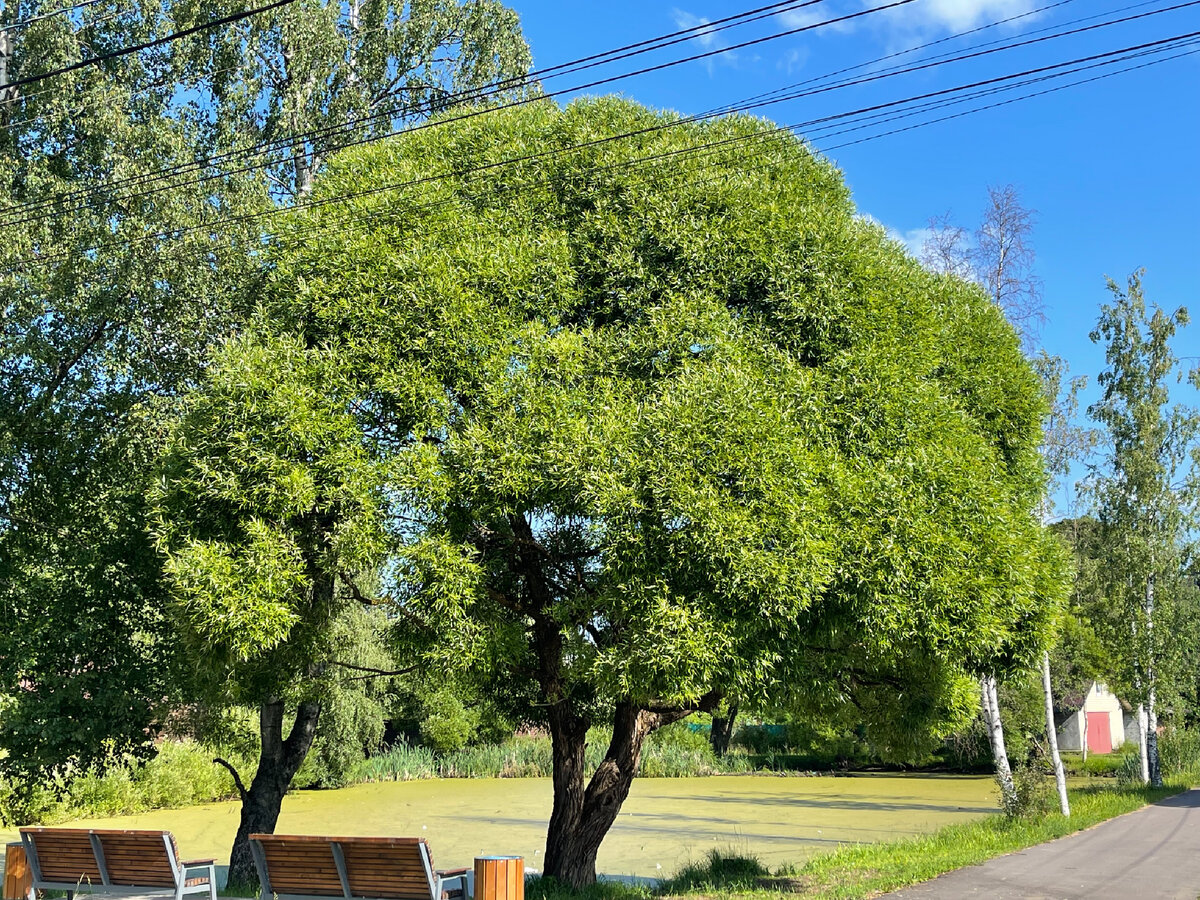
[1157,727,1200,782]
[1000,761,1055,819]
[152,334,389,704]
[418,690,481,754]
[1087,272,1199,711]
[0,741,248,827]
[1,0,531,791]
[261,96,1064,759]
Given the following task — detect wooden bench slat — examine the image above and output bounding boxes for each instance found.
[21,828,215,900]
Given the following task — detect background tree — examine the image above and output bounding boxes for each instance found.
[1088,269,1198,787]
[1033,351,1095,815]
[0,0,266,793]
[920,184,1043,351]
[250,98,1065,887]
[0,0,529,802]
[152,334,392,888]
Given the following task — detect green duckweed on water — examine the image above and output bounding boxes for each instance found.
[2,774,996,877]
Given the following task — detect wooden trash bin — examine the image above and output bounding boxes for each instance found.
[3,842,32,900]
[473,856,523,900]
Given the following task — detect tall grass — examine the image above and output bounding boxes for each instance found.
[351,728,754,783]
[0,741,251,827]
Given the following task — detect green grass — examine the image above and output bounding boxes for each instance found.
[525,780,1188,900]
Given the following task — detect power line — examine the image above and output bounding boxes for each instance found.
[5,27,1196,276]
[1,0,108,33]
[194,38,1200,280]
[814,38,1200,153]
[809,36,1200,147]
[0,0,913,224]
[8,0,1176,229]
[2,0,300,92]
[726,0,1161,111]
[3,0,825,111]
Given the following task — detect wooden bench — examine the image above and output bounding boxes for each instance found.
[249,834,470,900]
[19,828,216,900]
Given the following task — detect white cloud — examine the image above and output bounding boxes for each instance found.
[858,214,933,258]
[893,226,934,258]
[672,8,739,69]
[777,0,1045,41]
[905,0,1041,32]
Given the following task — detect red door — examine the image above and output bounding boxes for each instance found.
[1087,711,1113,754]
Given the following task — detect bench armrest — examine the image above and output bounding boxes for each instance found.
[438,868,470,877]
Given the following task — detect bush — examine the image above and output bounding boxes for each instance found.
[1000,761,1055,818]
[418,691,480,754]
[1158,727,1200,781]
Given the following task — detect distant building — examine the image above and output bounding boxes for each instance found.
[1056,682,1137,755]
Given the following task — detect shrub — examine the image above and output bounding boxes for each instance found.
[1158,727,1200,781]
[419,691,480,754]
[1000,761,1055,818]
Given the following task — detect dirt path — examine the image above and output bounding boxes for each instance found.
[884,788,1200,899]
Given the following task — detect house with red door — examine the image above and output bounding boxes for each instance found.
[1056,681,1139,755]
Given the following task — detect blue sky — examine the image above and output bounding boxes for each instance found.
[509,0,1200,509]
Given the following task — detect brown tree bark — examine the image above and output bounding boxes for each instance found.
[225,698,322,890]
[544,700,695,889]
[710,702,738,757]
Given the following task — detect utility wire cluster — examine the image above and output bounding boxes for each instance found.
[2,0,1197,275]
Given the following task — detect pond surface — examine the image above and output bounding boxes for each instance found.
[3,774,996,878]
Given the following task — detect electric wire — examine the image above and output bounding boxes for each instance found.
[0,0,909,223]
[814,37,1200,152]
[103,36,1200,284]
[3,0,1184,229]
[722,0,1160,112]
[1,0,108,32]
[4,27,1196,276]
[3,0,301,91]
[2,0,826,112]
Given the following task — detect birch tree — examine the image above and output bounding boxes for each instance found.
[1088,269,1198,788]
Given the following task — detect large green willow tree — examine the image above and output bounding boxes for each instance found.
[157,98,1065,886]
[0,0,529,795]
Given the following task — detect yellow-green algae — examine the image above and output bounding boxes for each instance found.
[3,774,995,877]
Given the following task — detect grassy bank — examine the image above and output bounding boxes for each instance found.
[526,780,1187,900]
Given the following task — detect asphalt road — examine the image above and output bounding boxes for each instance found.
[884,788,1200,899]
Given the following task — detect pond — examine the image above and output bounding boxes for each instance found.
[3,774,997,878]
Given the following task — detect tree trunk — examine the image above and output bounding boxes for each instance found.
[226,698,322,890]
[710,703,738,757]
[1144,574,1162,787]
[981,674,1016,813]
[1040,652,1069,816]
[543,700,690,889]
[1137,704,1149,783]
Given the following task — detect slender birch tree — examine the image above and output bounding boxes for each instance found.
[1088,269,1198,789]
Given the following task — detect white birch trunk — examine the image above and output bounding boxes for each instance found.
[1041,652,1069,816]
[1145,574,1162,787]
[1138,704,1150,784]
[981,674,1016,812]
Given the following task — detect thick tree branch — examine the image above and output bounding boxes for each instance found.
[213,757,248,802]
